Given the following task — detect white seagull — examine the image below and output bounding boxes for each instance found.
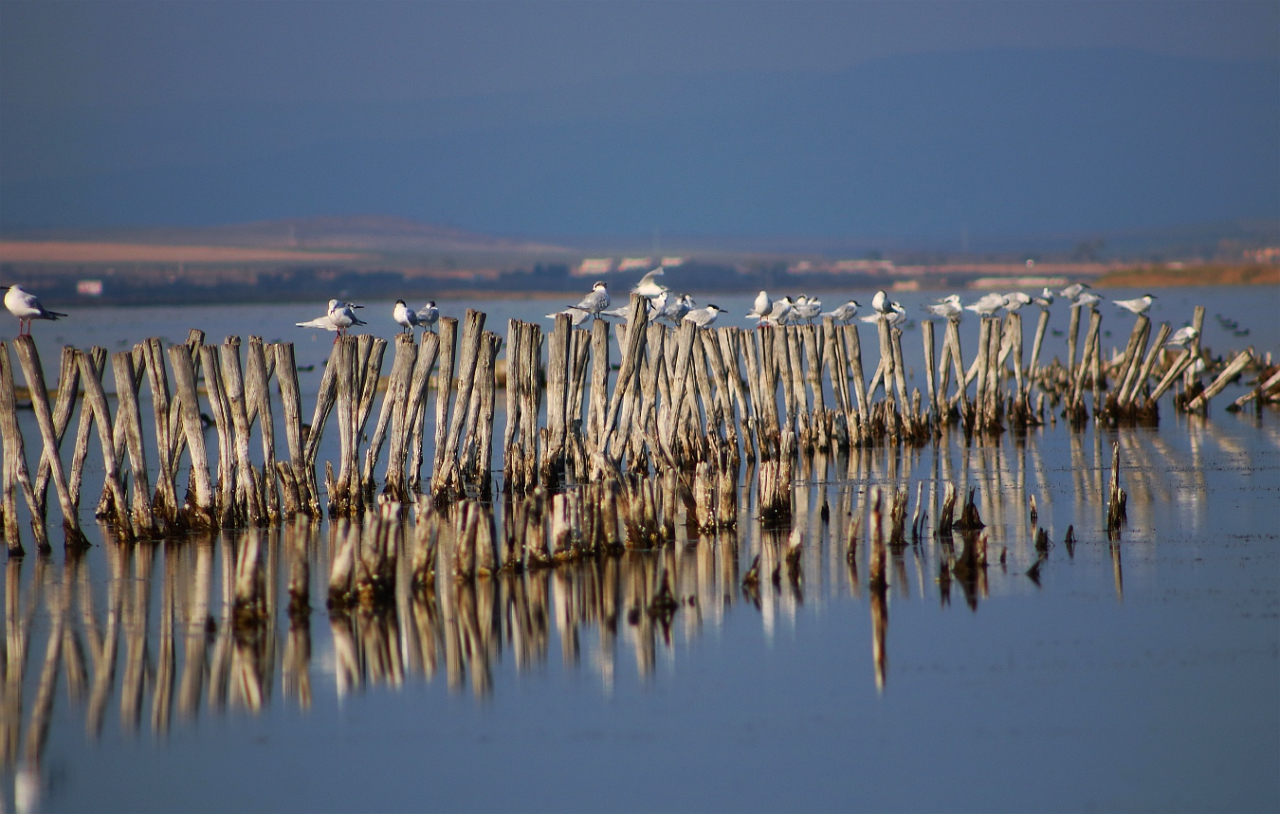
[821,300,861,324]
[1165,326,1199,347]
[546,308,592,326]
[1004,292,1033,311]
[747,291,772,322]
[416,301,440,331]
[632,268,667,299]
[885,302,907,328]
[871,289,892,315]
[1071,291,1103,310]
[923,300,963,321]
[297,299,366,340]
[3,285,66,336]
[791,295,822,323]
[755,296,794,327]
[965,293,1007,317]
[567,281,610,321]
[683,304,727,328]
[393,300,420,334]
[1033,287,1054,309]
[672,294,699,325]
[1060,282,1090,300]
[1113,294,1156,316]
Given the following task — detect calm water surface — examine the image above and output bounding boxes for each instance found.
[1,287,1277,812]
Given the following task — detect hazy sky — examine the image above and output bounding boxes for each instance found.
[2,1,1277,239]
[5,0,1276,106]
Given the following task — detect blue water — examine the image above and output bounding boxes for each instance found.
[0,289,1277,812]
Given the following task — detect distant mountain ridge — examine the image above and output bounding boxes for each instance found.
[3,216,573,256]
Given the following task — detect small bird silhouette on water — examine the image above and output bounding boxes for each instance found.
[3,285,67,336]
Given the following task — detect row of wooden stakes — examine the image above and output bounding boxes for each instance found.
[0,295,1230,555]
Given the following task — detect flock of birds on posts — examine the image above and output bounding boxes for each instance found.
[0,272,1175,344]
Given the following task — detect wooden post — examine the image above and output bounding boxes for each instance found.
[142,339,179,521]
[13,338,83,541]
[1187,348,1253,412]
[0,343,41,552]
[328,336,359,515]
[372,334,418,500]
[427,317,459,492]
[198,345,235,525]
[435,309,486,502]
[1067,305,1082,380]
[1028,308,1050,381]
[244,337,278,519]
[502,320,524,489]
[467,332,502,495]
[1183,305,1206,393]
[68,348,107,514]
[111,350,156,531]
[301,340,342,514]
[167,344,215,526]
[219,339,265,525]
[1123,322,1169,408]
[272,342,306,516]
[921,320,937,422]
[33,347,79,521]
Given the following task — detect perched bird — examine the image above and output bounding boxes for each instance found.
[1004,292,1032,311]
[1113,294,1156,316]
[885,301,907,328]
[755,296,794,327]
[654,293,694,325]
[871,289,892,315]
[3,285,66,336]
[791,295,822,323]
[1033,287,1054,309]
[965,293,1007,317]
[747,290,773,322]
[632,268,668,299]
[297,299,366,340]
[923,300,963,321]
[567,281,610,320]
[1071,291,1102,310]
[821,300,861,324]
[546,308,592,326]
[1060,282,1090,300]
[416,301,440,331]
[600,305,633,319]
[683,304,727,328]
[1165,326,1199,347]
[392,300,420,334]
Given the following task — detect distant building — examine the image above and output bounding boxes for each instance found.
[574,258,614,277]
[1247,247,1280,264]
[617,257,652,272]
[660,257,686,267]
[76,279,104,296]
[787,259,897,275]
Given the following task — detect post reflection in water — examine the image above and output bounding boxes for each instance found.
[0,422,1238,795]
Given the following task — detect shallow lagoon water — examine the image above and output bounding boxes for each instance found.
[1,288,1278,812]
